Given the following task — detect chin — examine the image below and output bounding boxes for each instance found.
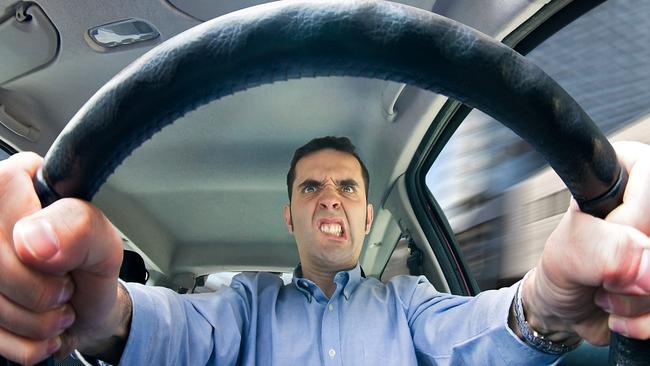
[316,247,360,268]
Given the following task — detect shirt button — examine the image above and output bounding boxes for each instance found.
[328,349,336,358]
[328,304,334,311]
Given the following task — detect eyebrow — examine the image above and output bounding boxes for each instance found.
[297,179,324,190]
[296,178,359,190]
[337,179,359,187]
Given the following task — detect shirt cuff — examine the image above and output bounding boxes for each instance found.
[116,280,162,365]
[493,281,564,365]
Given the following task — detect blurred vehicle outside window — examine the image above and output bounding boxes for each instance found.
[426,0,650,290]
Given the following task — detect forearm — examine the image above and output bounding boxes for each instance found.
[409,281,561,364]
[78,282,132,364]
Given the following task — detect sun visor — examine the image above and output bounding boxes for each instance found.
[0,3,59,85]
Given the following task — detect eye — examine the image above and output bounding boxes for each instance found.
[341,185,356,193]
[302,184,317,193]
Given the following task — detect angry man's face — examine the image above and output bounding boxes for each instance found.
[284,149,373,272]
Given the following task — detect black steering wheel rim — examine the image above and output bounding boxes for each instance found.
[37,0,621,211]
[25,1,641,365]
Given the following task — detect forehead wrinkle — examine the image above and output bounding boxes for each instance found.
[327,177,358,187]
[294,152,363,189]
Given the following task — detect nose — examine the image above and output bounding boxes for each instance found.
[318,185,341,210]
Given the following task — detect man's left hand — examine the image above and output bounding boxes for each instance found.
[524,141,650,345]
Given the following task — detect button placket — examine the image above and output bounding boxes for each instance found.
[321,296,342,365]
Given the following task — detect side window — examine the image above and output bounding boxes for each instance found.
[426,0,650,290]
[0,139,16,161]
[380,235,424,282]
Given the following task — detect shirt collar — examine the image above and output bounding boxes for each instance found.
[292,263,363,301]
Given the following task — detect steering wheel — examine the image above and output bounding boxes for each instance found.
[2,1,643,365]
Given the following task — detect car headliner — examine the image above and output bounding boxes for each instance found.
[0,0,556,286]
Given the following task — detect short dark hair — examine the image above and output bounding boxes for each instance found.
[287,136,370,201]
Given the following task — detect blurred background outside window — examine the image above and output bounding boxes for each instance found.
[426,0,650,290]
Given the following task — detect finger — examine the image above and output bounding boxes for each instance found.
[13,198,123,326]
[609,312,650,340]
[607,145,650,233]
[0,327,61,366]
[0,151,42,175]
[54,331,78,360]
[0,294,75,341]
[13,198,123,277]
[612,141,650,174]
[0,152,43,235]
[597,225,650,294]
[0,242,74,312]
[595,290,650,318]
[545,210,650,293]
[573,312,610,346]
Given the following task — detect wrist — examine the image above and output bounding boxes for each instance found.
[79,282,132,363]
[523,268,576,337]
[513,269,582,354]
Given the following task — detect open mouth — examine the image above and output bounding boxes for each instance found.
[317,218,347,240]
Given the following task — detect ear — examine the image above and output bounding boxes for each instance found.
[283,204,293,233]
[365,203,374,234]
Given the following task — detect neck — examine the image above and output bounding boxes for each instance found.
[300,262,355,298]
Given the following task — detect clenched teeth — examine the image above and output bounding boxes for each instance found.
[320,223,343,237]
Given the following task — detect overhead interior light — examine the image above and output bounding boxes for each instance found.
[86,18,159,50]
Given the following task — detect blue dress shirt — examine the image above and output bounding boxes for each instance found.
[118,265,560,365]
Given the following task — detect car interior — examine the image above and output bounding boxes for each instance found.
[0,0,574,292]
[1,0,645,365]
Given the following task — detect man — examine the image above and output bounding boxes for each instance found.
[0,136,649,365]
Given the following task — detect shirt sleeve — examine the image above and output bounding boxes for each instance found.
[401,277,562,365]
[116,281,249,365]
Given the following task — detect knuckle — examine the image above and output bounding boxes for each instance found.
[0,246,21,294]
[31,282,59,312]
[57,198,95,240]
[608,295,631,317]
[589,333,609,346]
[603,231,640,284]
[617,297,634,317]
[0,301,24,338]
[0,168,35,207]
[17,342,45,366]
[34,311,66,341]
[0,298,11,329]
[629,322,650,340]
[0,244,11,285]
[0,247,65,312]
[579,323,610,346]
[34,322,58,342]
[633,314,650,339]
[0,294,61,341]
[0,163,19,188]
[32,289,51,312]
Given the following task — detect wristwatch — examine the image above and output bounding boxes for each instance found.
[513,271,583,355]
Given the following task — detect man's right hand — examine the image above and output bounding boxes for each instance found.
[0,152,126,365]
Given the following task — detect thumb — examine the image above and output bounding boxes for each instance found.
[12,198,123,278]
